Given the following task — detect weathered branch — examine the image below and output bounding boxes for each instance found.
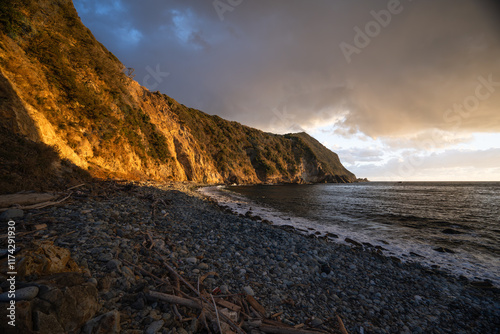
[148,291,202,310]
[336,315,349,334]
[161,260,246,334]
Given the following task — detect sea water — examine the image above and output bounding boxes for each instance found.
[200,182,500,285]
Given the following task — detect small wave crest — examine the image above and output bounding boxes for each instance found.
[199,185,500,287]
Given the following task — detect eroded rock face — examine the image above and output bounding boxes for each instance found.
[0,0,356,185]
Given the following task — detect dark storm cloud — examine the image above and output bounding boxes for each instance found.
[74,0,500,143]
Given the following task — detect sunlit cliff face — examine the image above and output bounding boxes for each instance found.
[75,0,500,180]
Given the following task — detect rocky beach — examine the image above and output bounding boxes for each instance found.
[1,181,498,334]
[1,1,499,333]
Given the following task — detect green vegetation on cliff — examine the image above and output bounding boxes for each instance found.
[0,0,356,191]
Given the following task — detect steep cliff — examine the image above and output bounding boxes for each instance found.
[0,0,356,187]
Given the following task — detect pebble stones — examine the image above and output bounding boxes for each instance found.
[243,286,255,296]
[0,286,39,301]
[98,252,113,262]
[0,208,24,220]
[23,181,500,334]
[310,317,323,327]
[198,263,209,270]
[145,320,164,334]
[106,259,122,271]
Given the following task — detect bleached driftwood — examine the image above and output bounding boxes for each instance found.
[0,193,59,210]
[148,291,202,310]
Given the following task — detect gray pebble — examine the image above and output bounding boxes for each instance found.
[243,286,255,296]
[198,263,209,270]
[98,253,113,262]
[145,320,164,334]
[0,209,24,220]
[220,285,229,294]
[0,286,39,301]
[106,259,122,271]
[88,278,98,286]
[311,317,323,327]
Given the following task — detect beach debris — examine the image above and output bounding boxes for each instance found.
[336,315,348,334]
[0,193,59,209]
[0,184,85,212]
[125,255,349,334]
[0,249,99,334]
[0,193,72,211]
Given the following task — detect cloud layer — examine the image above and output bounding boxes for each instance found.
[74,0,500,146]
[346,148,500,181]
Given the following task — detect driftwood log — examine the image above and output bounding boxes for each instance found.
[126,240,349,334]
[148,291,202,310]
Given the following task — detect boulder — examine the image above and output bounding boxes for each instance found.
[34,273,100,332]
[16,241,81,278]
[0,300,33,333]
[34,310,65,333]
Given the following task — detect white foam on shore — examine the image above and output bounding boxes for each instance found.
[199,185,500,287]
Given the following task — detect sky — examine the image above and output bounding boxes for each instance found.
[73,0,500,181]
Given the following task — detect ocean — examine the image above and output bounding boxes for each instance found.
[200,182,500,286]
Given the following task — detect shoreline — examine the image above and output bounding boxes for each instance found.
[198,184,500,288]
[1,181,499,333]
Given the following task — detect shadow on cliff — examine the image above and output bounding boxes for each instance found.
[0,125,92,194]
[0,68,91,194]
